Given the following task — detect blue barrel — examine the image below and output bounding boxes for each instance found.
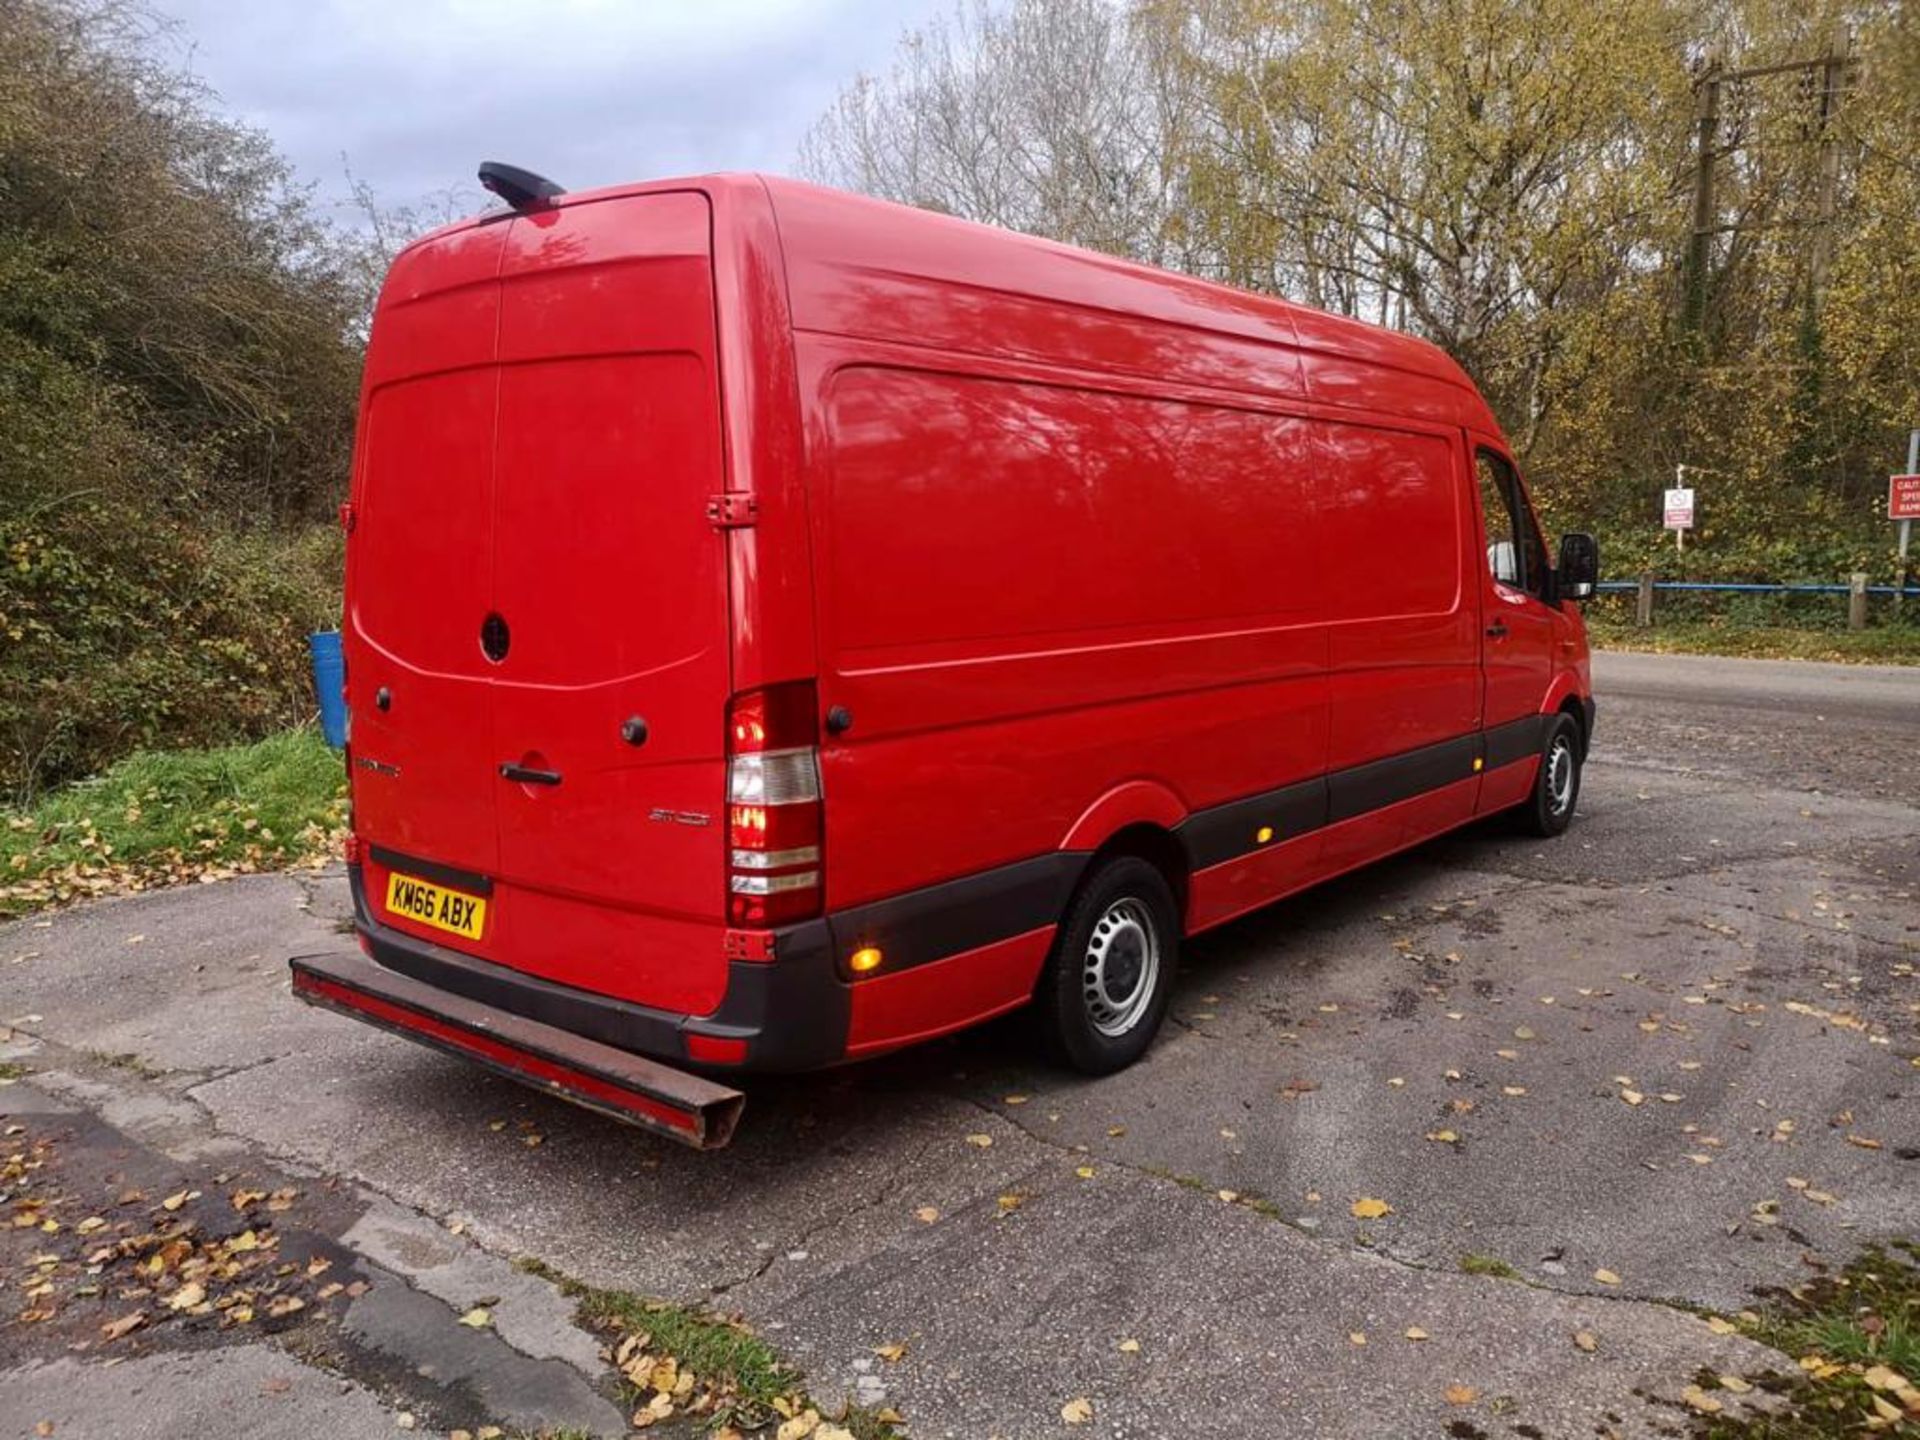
[309,630,347,749]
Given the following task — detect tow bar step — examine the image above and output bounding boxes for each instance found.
[290,949,745,1149]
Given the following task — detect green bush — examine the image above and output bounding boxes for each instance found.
[0,502,341,799]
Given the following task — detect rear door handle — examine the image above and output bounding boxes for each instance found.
[1485,620,1509,639]
[499,763,562,786]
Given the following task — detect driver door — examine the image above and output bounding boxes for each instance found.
[1472,445,1556,805]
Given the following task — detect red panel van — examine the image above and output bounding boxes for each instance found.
[293,171,1600,1147]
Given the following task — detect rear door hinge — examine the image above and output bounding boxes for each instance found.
[339,501,358,535]
[706,493,758,529]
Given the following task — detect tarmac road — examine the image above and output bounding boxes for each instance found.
[3,648,1916,1439]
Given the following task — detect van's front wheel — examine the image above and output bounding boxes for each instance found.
[1037,856,1179,1074]
[1516,713,1583,838]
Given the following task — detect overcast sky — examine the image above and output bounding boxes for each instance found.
[151,0,943,225]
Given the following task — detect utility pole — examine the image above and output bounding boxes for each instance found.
[1807,23,1853,305]
[1683,57,1721,335]
[1678,33,1852,333]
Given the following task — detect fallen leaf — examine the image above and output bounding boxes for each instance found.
[100,1312,146,1341]
[965,1134,993,1149]
[874,1342,906,1362]
[1405,1326,1429,1341]
[913,1206,939,1224]
[1719,1374,1753,1394]
[1705,1316,1738,1335]
[459,1307,491,1329]
[266,1295,305,1319]
[160,1191,190,1212]
[1845,1134,1883,1150]
[1573,1331,1597,1352]
[1117,1338,1141,1353]
[1593,1269,1622,1286]
[1351,1197,1393,1220]
[1425,1130,1459,1144]
[1348,1331,1367,1346]
[1075,1166,1096,1180]
[1681,1385,1722,1415]
[165,1281,206,1311]
[1620,1089,1645,1106]
[1444,1384,1478,1405]
[996,1193,1023,1213]
[1060,1398,1093,1425]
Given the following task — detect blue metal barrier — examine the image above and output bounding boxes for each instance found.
[1594,581,1920,597]
[309,630,347,749]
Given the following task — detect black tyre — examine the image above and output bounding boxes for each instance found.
[1036,856,1180,1075]
[1515,712,1583,837]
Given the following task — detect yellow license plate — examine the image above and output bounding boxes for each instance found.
[385,871,487,941]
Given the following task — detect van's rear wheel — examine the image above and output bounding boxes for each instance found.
[1037,856,1179,1074]
[1516,713,1583,838]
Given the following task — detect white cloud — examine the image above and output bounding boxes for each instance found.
[152,0,943,222]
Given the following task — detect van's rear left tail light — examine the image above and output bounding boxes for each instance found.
[726,682,822,926]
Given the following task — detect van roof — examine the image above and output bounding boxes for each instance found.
[399,171,1499,437]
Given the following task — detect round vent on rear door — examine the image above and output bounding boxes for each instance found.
[480,612,511,663]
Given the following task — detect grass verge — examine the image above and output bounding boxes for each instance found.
[514,1257,903,1437]
[1,728,345,917]
[1687,1243,1920,1436]
[1588,618,1920,665]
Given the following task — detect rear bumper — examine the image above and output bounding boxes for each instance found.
[290,947,745,1148]
[345,862,851,1074]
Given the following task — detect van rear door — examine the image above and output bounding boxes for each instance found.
[346,223,510,884]
[485,194,735,1016]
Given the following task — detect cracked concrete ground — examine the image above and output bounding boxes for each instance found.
[3,650,1917,1438]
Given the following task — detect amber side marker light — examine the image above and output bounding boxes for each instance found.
[1473,757,1485,773]
[1254,826,1275,845]
[849,946,884,974]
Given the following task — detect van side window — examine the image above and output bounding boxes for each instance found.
[1475,449,1544,596]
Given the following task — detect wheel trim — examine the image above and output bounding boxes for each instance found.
[1082,898,1160,1038]
[1546,736,1576,816]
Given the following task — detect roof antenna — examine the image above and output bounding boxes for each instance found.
[477,161,565,213]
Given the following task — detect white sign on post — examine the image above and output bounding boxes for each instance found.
[1663,487,1696,530]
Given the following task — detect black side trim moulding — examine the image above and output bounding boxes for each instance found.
[825,852,1087,979]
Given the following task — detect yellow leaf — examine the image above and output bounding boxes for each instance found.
[1444,1384,1477,1405]
[1425,1130,1459,1144]
[1351,1197,1393,1219]
[165,1281,206,1311]
[1719,1374,1752,1394]
[1061,1398,1093,1425]
[1593,1269,1622,1286]
[459,1307,491,1329]
[1705,1316,1737,1335]
[996,1193,1023,1213]
[1681,1385,1722,1415]
[1620,1090,1644,1106]
[1075,1166,1096,1180]
[913,1205,939,1223]
[1002,1094,1029,1106]
[874,1342,906,1362]
[1117,1338,1141,1353]
[965,1134,993,1149]
[1573,1331,1597,1352]
[1349,1331,1367,1346]
[160,1191,190,1212]
[1405,1327,1429,1341]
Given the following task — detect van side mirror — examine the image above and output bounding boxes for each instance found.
[1557,532,1599,602]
